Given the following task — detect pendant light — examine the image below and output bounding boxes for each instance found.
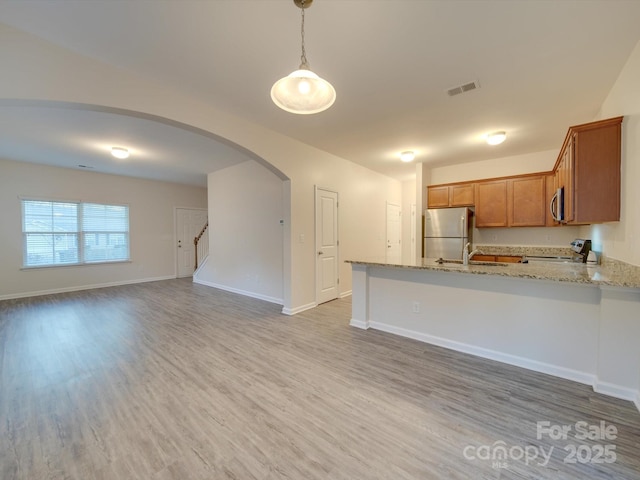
[271,0,336,114]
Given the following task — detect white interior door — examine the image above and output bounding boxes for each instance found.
[386,202,402,263]
[315,187,339,305]
[176,207,208,278]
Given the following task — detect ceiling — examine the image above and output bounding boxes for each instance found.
[1,0,640,185]
[0,105,257,187]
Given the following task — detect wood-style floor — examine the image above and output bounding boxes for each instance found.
[1,279,639,480]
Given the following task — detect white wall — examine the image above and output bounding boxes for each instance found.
[401,179,416,262]
[307,155,402,303]
[588,39,640,266]
[0,158,207,299]
[430,149,558,185]
[195,160,284,304]
[587,40,640,406]
[0,23,402,312]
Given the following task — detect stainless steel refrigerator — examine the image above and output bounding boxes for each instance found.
[424,207,472,260]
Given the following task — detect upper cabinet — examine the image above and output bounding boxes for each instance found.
[475,180,508,227]
[427,116,623,228]
[555,117,622,224]
[427,183,474,208]
[509,175,547,227]
[474,175,547,228]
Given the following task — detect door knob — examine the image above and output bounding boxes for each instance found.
[318,251,324,255]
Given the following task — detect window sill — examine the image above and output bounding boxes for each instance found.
[21,260,132,271]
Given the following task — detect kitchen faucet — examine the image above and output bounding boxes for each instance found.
[463,243,482,265]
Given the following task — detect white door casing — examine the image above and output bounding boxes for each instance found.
[386,202,401,263]
[411,203,417,264]
[176,207,208,278]
[315,187,339,305]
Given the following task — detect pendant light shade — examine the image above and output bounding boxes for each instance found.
[271,68,336,114]
[271,0,336,114]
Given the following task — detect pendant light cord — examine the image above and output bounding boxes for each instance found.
[300,0,308,68]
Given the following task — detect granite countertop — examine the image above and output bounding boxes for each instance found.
[345,255,640,290]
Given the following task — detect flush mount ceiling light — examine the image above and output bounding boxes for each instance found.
[271,0,336,114]
[111,147,130,159]
[400,151,415,162]
[486,131,507,145]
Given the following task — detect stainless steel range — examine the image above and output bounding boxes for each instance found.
[523,239,593,264]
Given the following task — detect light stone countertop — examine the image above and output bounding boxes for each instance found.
[345,256,640,290]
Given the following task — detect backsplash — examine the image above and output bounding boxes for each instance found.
[472,225,582,246]
[475,245,574,257]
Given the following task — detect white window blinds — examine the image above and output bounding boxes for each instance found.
[82,203,129,263]
[22,199,129,267]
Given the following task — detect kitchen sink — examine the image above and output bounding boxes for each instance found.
[435,258,509,267]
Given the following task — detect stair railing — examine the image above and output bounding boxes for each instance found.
[194,221,209,271]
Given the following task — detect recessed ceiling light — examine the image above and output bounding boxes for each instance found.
[400,151,415,162]
[111,147,130,159]
[486,131,506,145]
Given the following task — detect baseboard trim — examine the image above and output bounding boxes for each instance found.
[193,255,209,276]
[368,320,596,388]
[282,302,317,316]
[339,290,352,298]
[0,275,175,301]
[193,279,283,306]
[349,318,370,329]
[593,380,639,403]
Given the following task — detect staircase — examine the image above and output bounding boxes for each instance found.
[194,221,209,271]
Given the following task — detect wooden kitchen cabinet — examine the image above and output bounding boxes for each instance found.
[555,117,622,224]
[427,186,450,208]
[495,255,523,263]
[427,183,475,208]
[425,115,622,227]
[509,175,546,227]
[471,254,496,262]
[471,254,523,263]
[475,176,546,228]
[475,180,508,227]
[450,184,475,206]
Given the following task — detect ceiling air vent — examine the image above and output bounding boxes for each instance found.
[447,80,480,97]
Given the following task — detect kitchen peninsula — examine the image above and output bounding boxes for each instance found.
[346,255,640,411]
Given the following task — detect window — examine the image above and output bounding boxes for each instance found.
[22,199,129,267]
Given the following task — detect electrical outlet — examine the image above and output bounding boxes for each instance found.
[412,301,420,313]
[299,233,305,243]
